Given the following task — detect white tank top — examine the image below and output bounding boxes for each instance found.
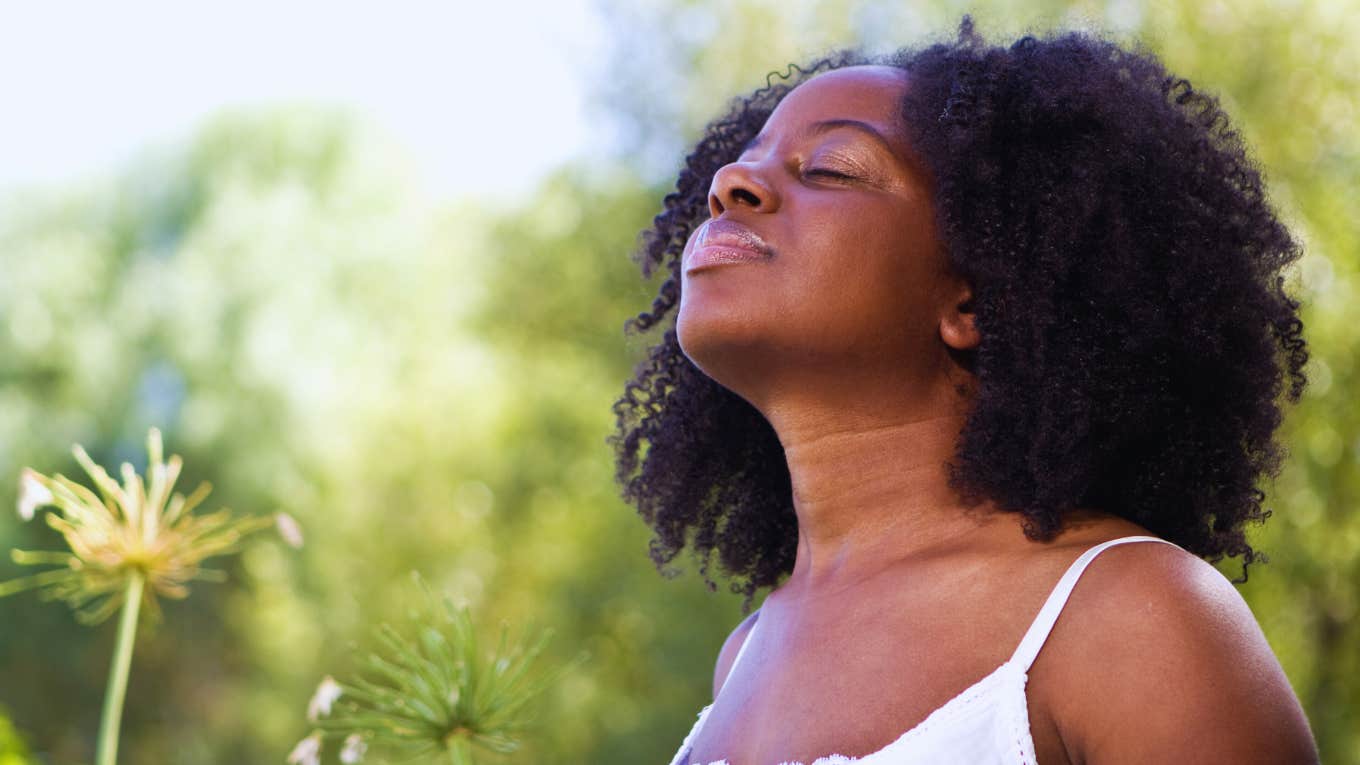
[668,535,1183,765]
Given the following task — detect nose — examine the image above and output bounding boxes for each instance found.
[708,159,780,217]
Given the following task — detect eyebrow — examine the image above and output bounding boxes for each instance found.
[743,118,897,155]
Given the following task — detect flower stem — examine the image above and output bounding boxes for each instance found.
[96,573,144,765]
[447,736,473,765]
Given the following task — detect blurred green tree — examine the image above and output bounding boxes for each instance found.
[0,102,744,762]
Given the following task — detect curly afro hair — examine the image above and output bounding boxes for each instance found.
[610,16,1309,612]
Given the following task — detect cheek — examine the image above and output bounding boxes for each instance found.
[792,208,941,339]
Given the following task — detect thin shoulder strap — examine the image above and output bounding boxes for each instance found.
[1008,535,1183,672]
[728,613,760,675]
[675,615,763,765]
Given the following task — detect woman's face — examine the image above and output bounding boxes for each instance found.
[676,65,965,409]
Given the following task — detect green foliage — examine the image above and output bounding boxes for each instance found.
[0,708,34,765]
[0,102,733,763]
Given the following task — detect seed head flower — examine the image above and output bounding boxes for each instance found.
[1,427,282,625]
[308,572,584,765]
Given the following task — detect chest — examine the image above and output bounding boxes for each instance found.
[681,596,1074,764]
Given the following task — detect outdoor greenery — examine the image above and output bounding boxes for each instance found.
[0,1,1356,762]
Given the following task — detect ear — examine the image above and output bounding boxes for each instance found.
[939,282,979,352]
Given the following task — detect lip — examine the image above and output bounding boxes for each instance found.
[684,219,774,273]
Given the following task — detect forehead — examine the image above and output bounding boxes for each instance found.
[765,65,910,133]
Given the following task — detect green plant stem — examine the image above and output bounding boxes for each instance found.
[95,573,144,765]
[447,736,473,765]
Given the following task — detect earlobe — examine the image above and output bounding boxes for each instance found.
[940,288,980,351]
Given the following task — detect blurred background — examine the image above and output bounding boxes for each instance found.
[0,0,1356,762]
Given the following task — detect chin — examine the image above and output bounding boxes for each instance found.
[676,300,779,399]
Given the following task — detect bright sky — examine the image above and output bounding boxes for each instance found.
[0,0,600,201]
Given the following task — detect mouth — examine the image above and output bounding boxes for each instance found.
[684,219,774,273]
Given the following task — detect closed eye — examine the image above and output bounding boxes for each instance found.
[805,167,857,181]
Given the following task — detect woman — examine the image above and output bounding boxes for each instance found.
[611,17,1320,764]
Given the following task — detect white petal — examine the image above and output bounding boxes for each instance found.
[307,675,343,721]
[17,469,53,522]
[275,512,305,549]
[340,733,367,764]
[286,732,322,765]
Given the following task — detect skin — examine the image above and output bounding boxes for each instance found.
[675,65,1318,765]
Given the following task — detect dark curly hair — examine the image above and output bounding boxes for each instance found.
[610,16,1309,612]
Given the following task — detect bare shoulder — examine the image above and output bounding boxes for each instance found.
[712,607,761,700]
[1042,540,1319,764]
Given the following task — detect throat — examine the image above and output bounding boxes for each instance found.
[778,412,1007,588]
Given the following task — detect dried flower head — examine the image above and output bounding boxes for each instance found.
[1,427,282,625]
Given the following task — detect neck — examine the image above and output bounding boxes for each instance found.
[763,388,1006,594]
